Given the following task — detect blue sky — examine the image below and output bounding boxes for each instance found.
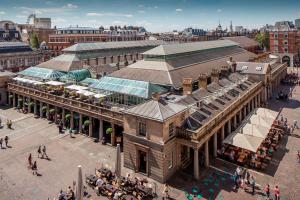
[0,0,299,32]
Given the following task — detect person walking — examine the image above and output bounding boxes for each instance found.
[293,120,299,129]
[42,145,48,159]
[297,150,300,163]
[28,153,32,168]
[274,185,280,200]
[32,161,37,175]
[0,138,2,149]
[163,184,170,199]
[4,136,9,147]
[250,176,255,195]
[264,184,270,199]
[245,170,250,184]
[37,145,42,158]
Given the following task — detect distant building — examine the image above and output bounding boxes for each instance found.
[0,42,49,72]
[33,18,51,29]
[295,19,300,29]
[0,71,16,105]
[269,21,300,67]
[0,20,21,41]
[183,28,206,36]
[48,26,147,55]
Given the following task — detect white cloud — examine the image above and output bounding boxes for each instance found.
[52,17,66,23]
[217,9,222,13]
[65,3,78,9]
[86,12,133,18]
[16,15,26,18]
[112,20,128,26]
[138,5,144,8]
[154,6,158,9]
[135,20,152,26]
[0,11,5,15]
[138,10,145,14]
[175,8,183,12]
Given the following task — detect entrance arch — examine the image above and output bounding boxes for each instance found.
[282,56,291,66]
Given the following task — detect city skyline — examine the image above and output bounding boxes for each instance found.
[0,0,299,32]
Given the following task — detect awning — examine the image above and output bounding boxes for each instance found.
[66,85,88,91]
[76,90,95,96]
[255,108,278,120]
[223,132,264,152]
[13,77,44,85]
[94,93,108,98]
[45,80,65,86]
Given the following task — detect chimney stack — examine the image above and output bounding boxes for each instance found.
[198,73,207,90]
[221,66,229,77]
[182,78,193,95]
[152,92,160,101]
[211,68,220,84]
[232,62,237,73]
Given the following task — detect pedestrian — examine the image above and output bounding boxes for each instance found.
[245,170,250,184]
[0,138,2,149]
[37,145,42,158]
[163,184,170,199]
[289,87,292,97]
[297,150,300,163]
[250,176,255,195]
[32,161,37,175]
[42,145,48,159]
[4,136,8,147]
[233,171,239,190]
[28,153,32,168]
[284,117,288,124]
[265,184,270,199]
[274,185,280,200]
[293,120,299,129]
[280,115,284,123]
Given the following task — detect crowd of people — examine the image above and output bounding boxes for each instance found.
[27,145,49,176]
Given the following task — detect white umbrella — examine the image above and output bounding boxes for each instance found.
[76,165,83,200]
[115,144,121,184]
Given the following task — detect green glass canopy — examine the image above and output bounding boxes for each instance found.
[89,76,167,99]
[60,69,91,82]
[18,67,66,80]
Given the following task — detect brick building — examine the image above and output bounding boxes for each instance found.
[269,21,300,67]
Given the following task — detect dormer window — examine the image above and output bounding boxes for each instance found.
[256,66,262,71]
[169,122,175,137]
[138,122,146,136]
[241,66,248,71]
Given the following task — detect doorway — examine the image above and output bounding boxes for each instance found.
[138,150,147,174]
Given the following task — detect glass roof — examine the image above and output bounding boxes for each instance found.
[89,76,167,99]
[79,78,98,86]
[18,67,66,80]
[60,69,91,82]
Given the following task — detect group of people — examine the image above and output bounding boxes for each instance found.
[0,136,9,149]
[27,145,49,176]
[264,184,281,200]
[279,114,298,134]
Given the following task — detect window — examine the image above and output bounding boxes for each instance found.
[169,122,175,137]
[168,151,174,169]
[138,122,146,136]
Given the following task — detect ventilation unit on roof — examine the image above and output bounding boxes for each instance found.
[196,100,203,108]
[256,66,262,71]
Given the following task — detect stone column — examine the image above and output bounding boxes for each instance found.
[239,110,242,124]
[46,104,50,119]
[54,106,58,122]
[258,92,261,106]
[194,148,199,180]
[39,102,43,118]
[205,140,209,167]
[8,92,11,106]
[22,96,26,110]
[62,109,65,127]
[233,115,237,130]
[70,111,74,130]
[243,106,247,118]
[34,100,37,115]
[79,114,83,133]
[221,126,225,141]
[227,120,231,135]
[213,133,217,157]
[28,97,31,113]
[89,116,93,137]
[12,93,16,107]
[111,124,115,146]
[99,119,103,140]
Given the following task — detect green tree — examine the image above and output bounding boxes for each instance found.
[30,33,39,49]
[255,32,270,51]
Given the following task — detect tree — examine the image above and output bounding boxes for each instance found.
[30,33,39,49]
[255,32,270,51]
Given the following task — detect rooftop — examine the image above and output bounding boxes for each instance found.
[221,36,259,49]
[63,40,165,52]
[0,42,32,53]
[36,54,82,72]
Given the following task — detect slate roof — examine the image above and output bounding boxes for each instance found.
[222,36,259,49]
[236,62,269,75]
[142,40,238,56]
[123,99,188,122]
[63,40,165,52]
[0,42,32,53]
[36,54,82,72]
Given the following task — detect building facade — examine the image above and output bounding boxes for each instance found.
[0,20,21,41]
[269,21,300,67]
[48,26,147,55]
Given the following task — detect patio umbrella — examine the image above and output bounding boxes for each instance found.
[76,165,83,200]
[115,144,121,184]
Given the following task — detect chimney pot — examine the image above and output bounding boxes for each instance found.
[198,73,207,90]
[211,68,220,84]
[152,92,160,101]
[182,78,193,95]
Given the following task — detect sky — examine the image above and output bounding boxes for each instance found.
[0,0,300,32]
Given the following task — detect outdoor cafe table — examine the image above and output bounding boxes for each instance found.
[136,185,152,195]
[104,184,117,194]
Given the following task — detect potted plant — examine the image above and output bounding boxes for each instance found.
[42,106,47,112]
[99,97,105,106]
[65,114,71,121]
[84,120,90,127]
[80,93,86,101]
[63,89,69,97]
[106,127,112,135]
[9,95,13,99]
[49,109,55,114]
[29,102,34,108]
